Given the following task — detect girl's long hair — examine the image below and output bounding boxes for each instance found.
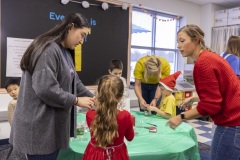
[20,13,90,75]
[91,75,124,147]
[226,35,240,57]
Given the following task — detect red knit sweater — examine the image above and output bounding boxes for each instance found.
[194,50,240,126]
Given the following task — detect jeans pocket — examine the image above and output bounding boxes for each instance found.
[234,126,240,149]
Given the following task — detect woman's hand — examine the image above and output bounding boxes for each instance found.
[76,97,95,109]
[139,99,147,110]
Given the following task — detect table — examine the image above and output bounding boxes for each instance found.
[57,111,200,160]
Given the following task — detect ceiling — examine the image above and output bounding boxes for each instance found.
[181,0,240,8]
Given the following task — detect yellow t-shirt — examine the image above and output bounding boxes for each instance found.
[133,55,170,84]
[157,94,176,117]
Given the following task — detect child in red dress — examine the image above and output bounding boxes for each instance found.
[82,75,134,160]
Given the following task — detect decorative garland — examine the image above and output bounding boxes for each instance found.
[137,4,181,22]
[61,0,181,21]
[61,0,129,10]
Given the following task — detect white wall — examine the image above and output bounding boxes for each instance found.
[0,122,11,139]
[200,4,226,47]
[0,93,12,112]
[0,93,12,139]
[121,0,201,26]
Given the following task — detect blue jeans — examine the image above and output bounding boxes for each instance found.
[211,126,240,160]
[140,82,159,114]
[27,150,59,160]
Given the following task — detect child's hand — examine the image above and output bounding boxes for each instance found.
[146,105,156,112]
[179,97,193,110]
[150,100,157,107]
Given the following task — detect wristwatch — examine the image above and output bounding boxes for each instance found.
[153,98,159,102]
[180,112,185,120]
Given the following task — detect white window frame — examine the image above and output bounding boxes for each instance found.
[130,7,180,83]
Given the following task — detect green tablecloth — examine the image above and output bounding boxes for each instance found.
[58,111,200,160]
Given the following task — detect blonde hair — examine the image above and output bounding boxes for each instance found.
[178,24,212,52]
[226,35,240,57]
[144,56,161,82]
[91,75,124,147]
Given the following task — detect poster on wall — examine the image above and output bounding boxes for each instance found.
[6,37,33,77]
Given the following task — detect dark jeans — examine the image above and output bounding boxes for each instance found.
[211,126,240,160]
[27,150,59,160]
[139,82,159,114]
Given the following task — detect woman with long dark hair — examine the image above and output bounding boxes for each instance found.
[10,13,95,160]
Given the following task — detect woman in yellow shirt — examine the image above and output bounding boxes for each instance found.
[133,55,170,113]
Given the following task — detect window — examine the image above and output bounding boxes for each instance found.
[130,8,180,82]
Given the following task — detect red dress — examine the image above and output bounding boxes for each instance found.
[82,109,134,160]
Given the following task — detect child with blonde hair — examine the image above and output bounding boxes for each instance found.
[83,75,134,160]
[146,71,181,119]
[134,55,170,113]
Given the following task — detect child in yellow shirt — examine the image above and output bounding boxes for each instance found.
[146,71,181,119]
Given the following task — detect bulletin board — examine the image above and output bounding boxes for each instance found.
[0,0,130,87]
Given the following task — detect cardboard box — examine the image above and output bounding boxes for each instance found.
[214,18,228,27]
[227,16,240,25]
[228,7,240,18]
[215,9,228,19]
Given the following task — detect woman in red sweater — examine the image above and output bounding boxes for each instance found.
[83,75,134,160]
[168,24,240,160]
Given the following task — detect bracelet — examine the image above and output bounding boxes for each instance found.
[153,98,159,102]
[75,97,78,105]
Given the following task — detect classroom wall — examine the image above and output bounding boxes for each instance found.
[200,4,225,47]
[121,0,201,26]
[0,0,226,85]
[0,92,11,139]
[0,0,226,139]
